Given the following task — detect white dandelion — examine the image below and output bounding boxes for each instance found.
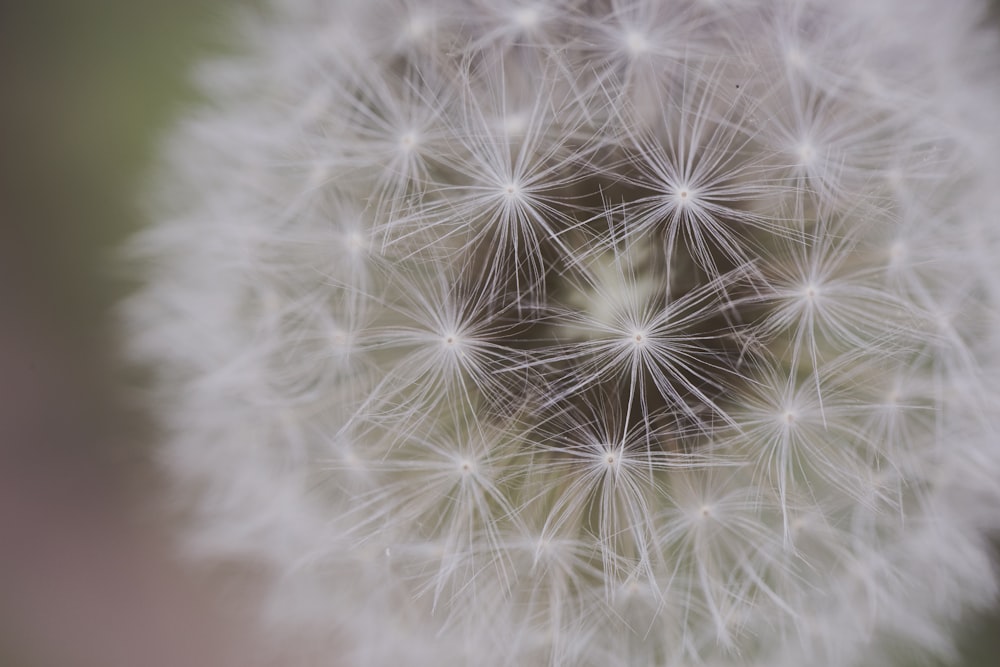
[125,0,1000,665]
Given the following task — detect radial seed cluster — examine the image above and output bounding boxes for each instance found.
[126,1,1000,665]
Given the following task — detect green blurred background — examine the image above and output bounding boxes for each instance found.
[0,1,998,666]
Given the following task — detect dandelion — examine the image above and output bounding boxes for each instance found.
[125,0,1000,665]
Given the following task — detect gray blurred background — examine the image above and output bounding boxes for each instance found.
[0,1,998,666]
[0,2,265,665]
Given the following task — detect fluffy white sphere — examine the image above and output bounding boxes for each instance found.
[126,1,1000,665]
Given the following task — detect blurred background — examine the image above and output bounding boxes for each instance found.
[0,2,267,665]
[0,1,999,666]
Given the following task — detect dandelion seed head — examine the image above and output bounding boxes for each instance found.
[125,0,1000,665]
